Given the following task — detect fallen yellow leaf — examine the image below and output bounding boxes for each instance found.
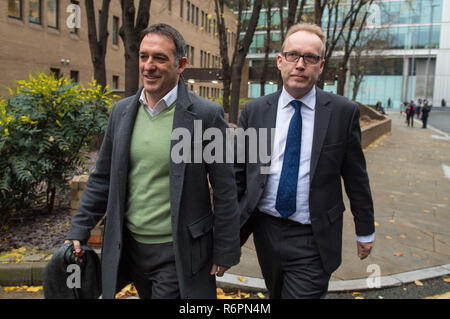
[399,234,407,239]
[423,209,431,213]
[374,222,380,227]
[257,292,265,299]
[354,296,365,299]
[241,292,250,299]
[216,288,224,295]
[414,280,423,286]
[237,276,247,283]
[16,247,26,253]
[443,278,450,283]
[352,292,361,295]
[394,253,403,257]
[4,287,16,292]
[26,286,43,293]
[385,235,393,240]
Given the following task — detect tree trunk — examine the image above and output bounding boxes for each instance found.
[214,0,232,114]
[260,0,273,96]
[228,0,263,124]
[120,0,151,97]
[336,61,348,96]
[85,0,111,88]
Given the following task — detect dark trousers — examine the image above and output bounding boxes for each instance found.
[252,210,330,299]
[121,229,180,299]
[422,114,429,128]
[407,113,414,127]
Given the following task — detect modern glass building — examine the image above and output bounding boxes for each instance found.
[242,0,450,110]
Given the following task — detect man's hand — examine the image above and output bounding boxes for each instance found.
[64,240,85,258]
[210,264,230,277]
[357,241,374,260]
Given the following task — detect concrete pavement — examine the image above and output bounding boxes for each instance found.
[1,111,450,294]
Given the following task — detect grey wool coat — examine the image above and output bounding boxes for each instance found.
[66,78,240,299]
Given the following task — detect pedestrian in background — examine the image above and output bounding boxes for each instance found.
[416,98,422,119]
[406,100,416,127]
[421,100,432,129]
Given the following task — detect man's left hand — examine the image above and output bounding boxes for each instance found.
[357,241,374,260]
[210,264,230,277]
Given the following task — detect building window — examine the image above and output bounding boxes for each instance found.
[50,68,60,79]
[8,0,22,19]
[186,1,190,21]
[70,70,79,82]
[113,16,119,45]
[195,7,199,25]
[29,0,42,24]
[112,75,119,89]
[69,0,79,34]
[47,0,58,29]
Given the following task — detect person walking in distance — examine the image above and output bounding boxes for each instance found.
[406,100,416,127]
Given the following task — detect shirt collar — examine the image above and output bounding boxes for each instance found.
[139,84,178,116]
[280,85,316,111]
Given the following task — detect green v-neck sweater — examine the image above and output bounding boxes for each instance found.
[125,102,176,244]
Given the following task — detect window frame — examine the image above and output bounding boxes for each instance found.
[8,0,23,20]
[29,0,42,25]
[47,0,59,29]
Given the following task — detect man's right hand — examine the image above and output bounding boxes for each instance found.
[64,240,85,257]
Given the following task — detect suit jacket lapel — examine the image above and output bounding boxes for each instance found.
[310,87,331,183]
[262,90,281,161]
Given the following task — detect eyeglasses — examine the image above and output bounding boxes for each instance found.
[282,52,322,65]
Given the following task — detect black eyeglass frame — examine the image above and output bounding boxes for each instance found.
[282,51,322,65]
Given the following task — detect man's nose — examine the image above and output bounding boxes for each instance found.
[295,56,306,69]
[143,57,157,70]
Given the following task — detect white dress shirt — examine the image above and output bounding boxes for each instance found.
[139,84,178,117]
[258,86,374,243]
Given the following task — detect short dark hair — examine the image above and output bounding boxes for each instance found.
[140,23,186,64]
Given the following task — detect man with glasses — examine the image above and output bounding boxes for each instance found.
[235,23,375,299]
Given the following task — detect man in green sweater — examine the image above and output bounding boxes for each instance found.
[65,24,240,299]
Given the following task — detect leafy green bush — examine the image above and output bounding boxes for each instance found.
[0,73,115,213]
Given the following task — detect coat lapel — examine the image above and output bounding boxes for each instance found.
[170,77,195,222]
[310,87,331,183]
[117,88,142,213]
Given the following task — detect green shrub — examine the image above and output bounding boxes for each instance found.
[0,73,115,213]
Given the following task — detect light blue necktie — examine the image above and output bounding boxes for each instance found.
[275,100,302,219]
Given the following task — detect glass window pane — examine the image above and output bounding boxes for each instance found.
[47,0,58,28]
[8,0,22,19]
[29,0,41,24]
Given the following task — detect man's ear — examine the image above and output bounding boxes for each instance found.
[177,57,188,74]
[276,54,283,71]
[319,58,325,75]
